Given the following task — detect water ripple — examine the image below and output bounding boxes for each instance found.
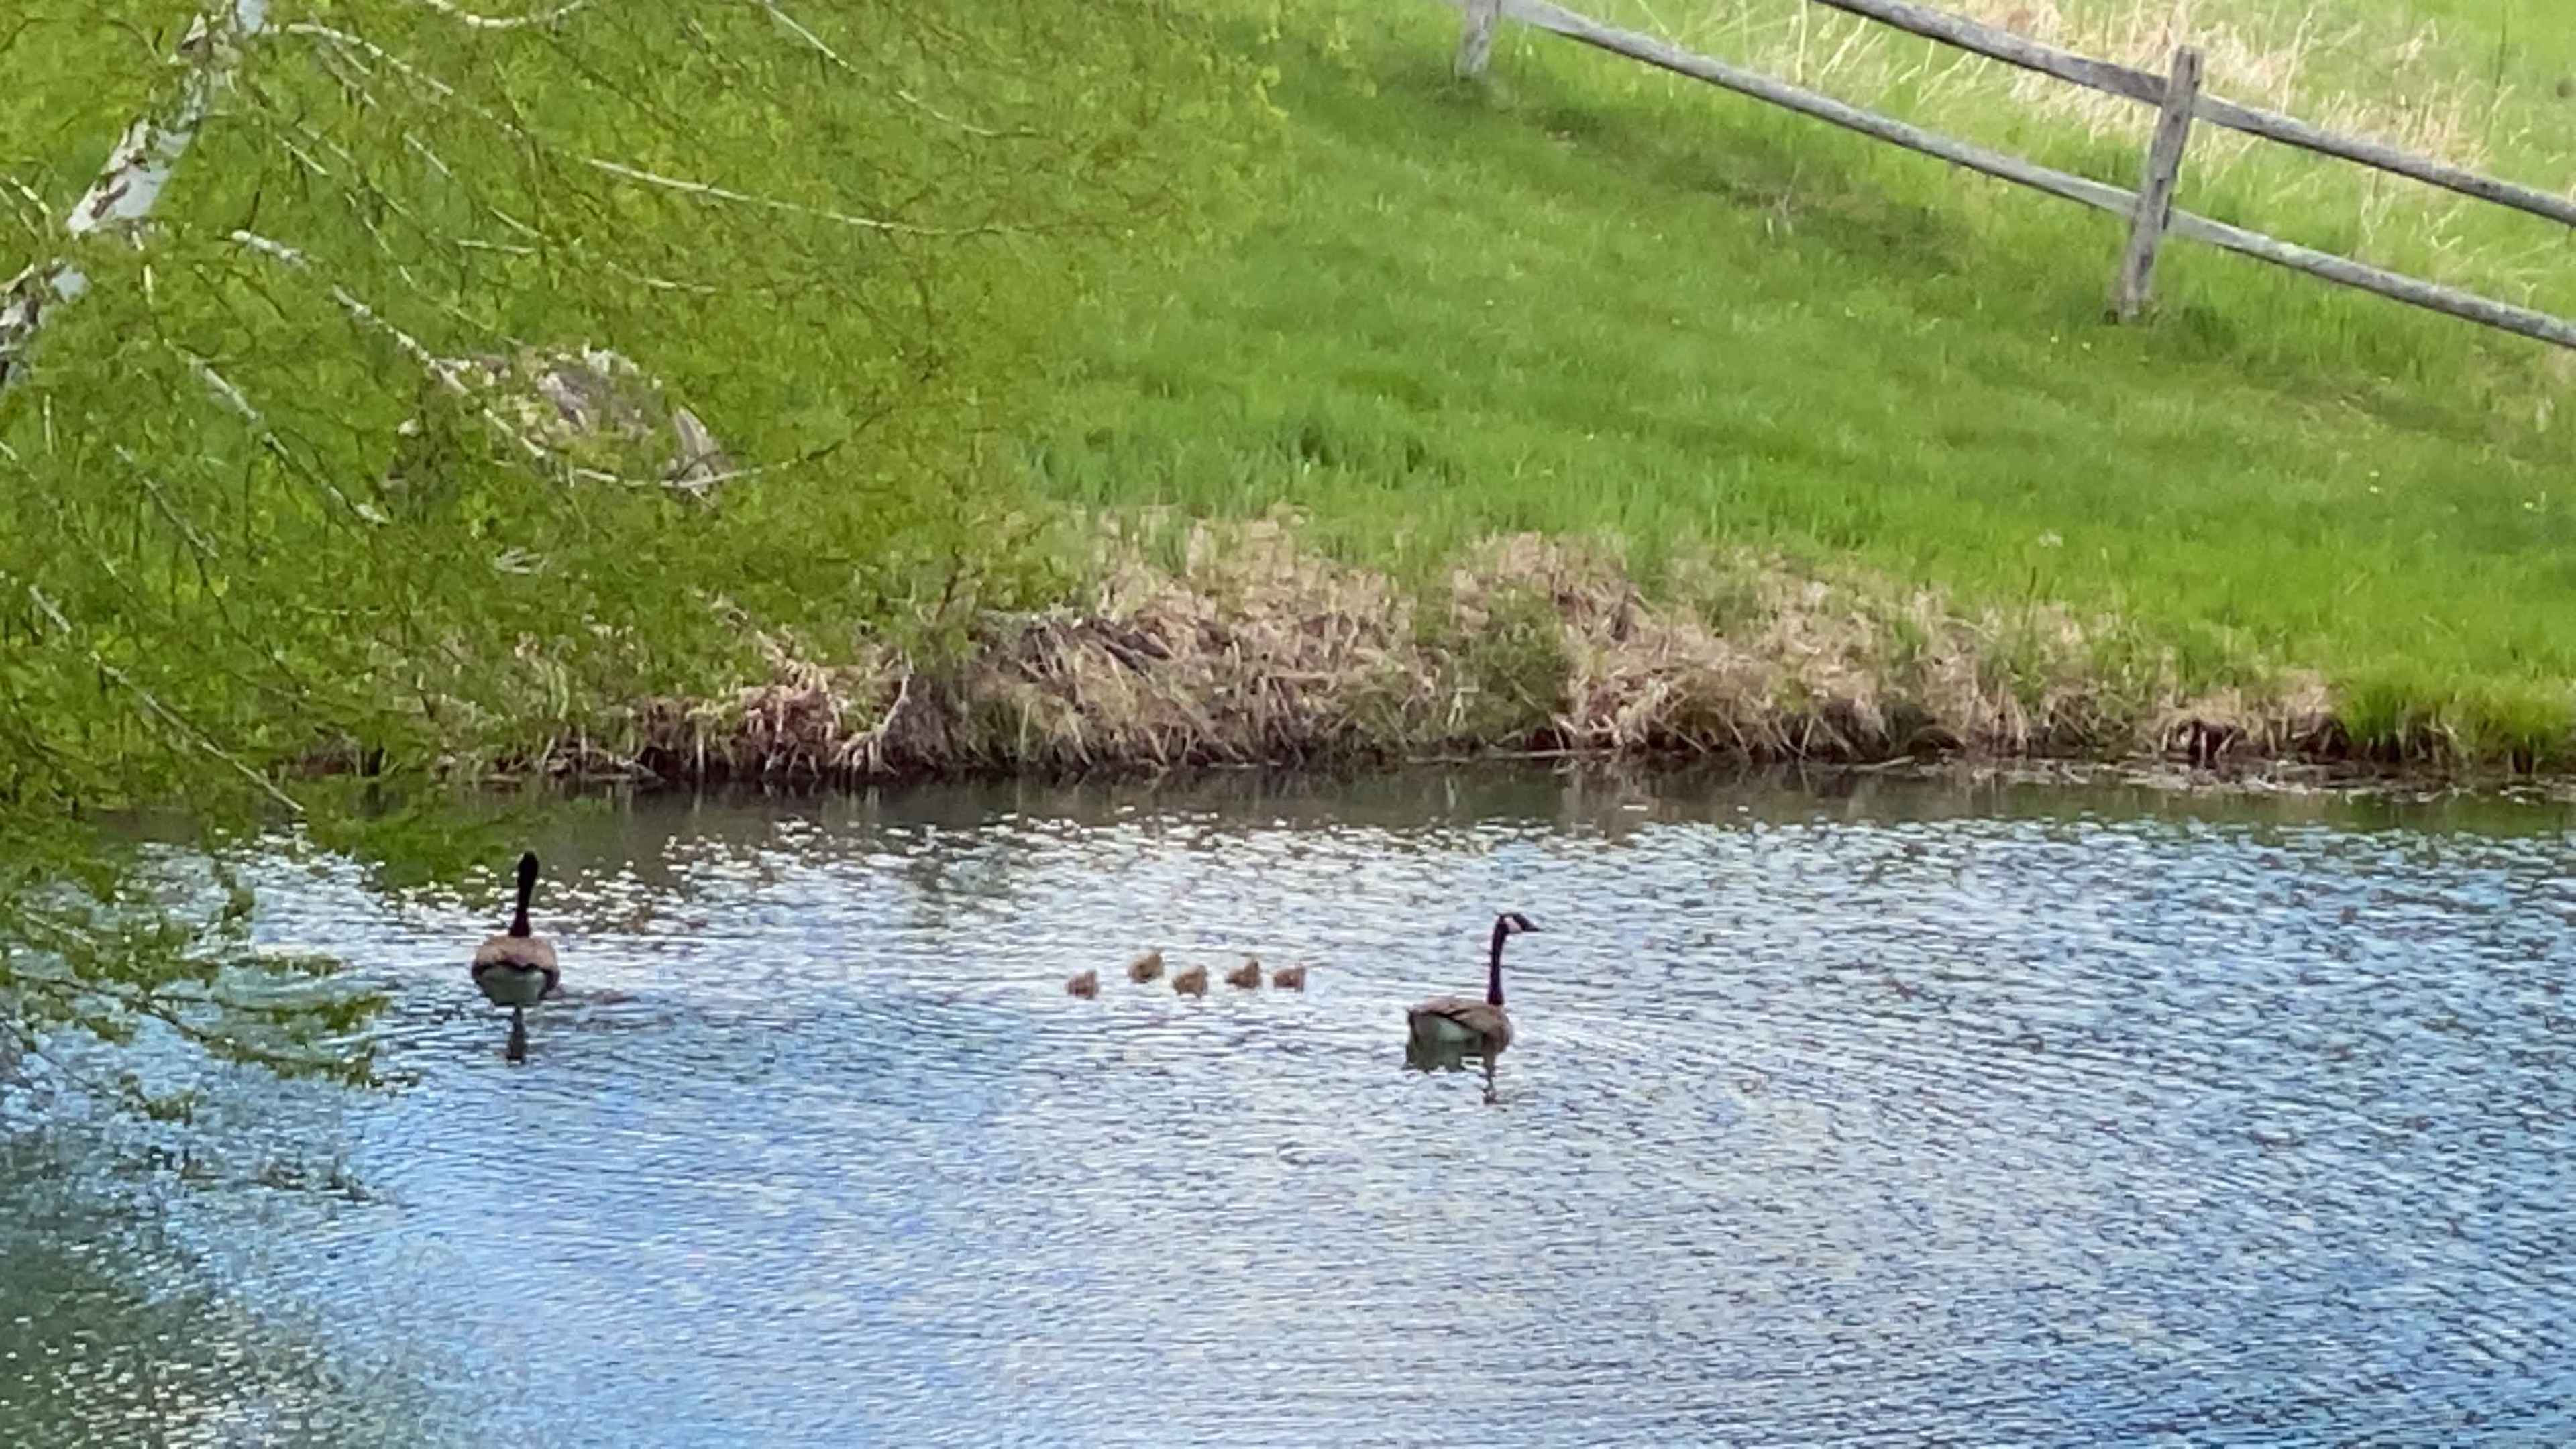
[7,768,2576,1445]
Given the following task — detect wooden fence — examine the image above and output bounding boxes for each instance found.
[1450,0,2576,350]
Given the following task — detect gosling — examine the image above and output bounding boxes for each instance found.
[1128,949,1165,984]
[1171,962,1208,996]
[1224,956,1263,990]
[1066,969,1099,998]
[1269,962,1308,991]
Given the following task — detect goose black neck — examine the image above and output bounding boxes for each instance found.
[509,853,538,938]
[1486,916,1509,1007]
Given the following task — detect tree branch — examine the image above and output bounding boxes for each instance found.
[580,158,973,237]
[231,229,786,496]
[415,0,592,31]
[176,343,386,526]
[0,0,271,394]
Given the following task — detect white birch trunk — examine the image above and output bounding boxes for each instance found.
[0,0,270,393]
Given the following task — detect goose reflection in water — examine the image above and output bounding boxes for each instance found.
[1403,1033,1503,1104]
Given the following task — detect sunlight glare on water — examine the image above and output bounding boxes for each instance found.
[6,767,2576,1445]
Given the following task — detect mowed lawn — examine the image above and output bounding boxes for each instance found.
[1027,0,2576,755]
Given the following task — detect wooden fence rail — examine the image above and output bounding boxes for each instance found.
[1807,0,2576,229]
[1450,0,2576,351]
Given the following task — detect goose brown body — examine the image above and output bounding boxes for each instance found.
[472,932,561,1007]
[1405,994,1512,1051]
[1171,963,1209,996]
[1269,963,1307,991]
[1224,957,1263,990]
[1128,949,1165,983]
[1066,969,1100,998]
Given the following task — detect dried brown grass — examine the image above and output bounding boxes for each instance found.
[568,510,2347,784]
[1707,0,2505,174]
[1642,0,2563,278]
[1944,1,2491,172]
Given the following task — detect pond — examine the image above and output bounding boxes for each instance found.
[6,767,2576,1445]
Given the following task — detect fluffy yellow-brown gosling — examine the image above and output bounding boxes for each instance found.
[1171,963,1209,996]
[1225,956,1263,990]
[1270,962,1308,991]
[1128,949,1166,983]
[1066,969,1099,998]
[470,851,561,1063]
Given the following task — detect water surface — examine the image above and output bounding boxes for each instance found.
[7,767,2576,1445]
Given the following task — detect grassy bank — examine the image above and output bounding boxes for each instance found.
[1027,0,2576,767]
[7,0,2572,814]
[7,0,2576,814]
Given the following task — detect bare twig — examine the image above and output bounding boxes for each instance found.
[115,445,223,564]
[753,0,849,68]
[176,343,386,524]
[1,0,270,393]
[229,229,551,466]
[893,89,1030,142]
[414,0,591,31]
[232,229,788,496]
[749,0,1024,139]
[290,19,988,241]
[284,23,470,105]
[581,158,969,237]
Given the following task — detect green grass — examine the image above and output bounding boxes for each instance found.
[2384,0,2576,84]
[1027,0,2576,757]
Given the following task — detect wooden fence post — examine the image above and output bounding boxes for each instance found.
[1458,0,1501,80]
[2111,45,2202,320]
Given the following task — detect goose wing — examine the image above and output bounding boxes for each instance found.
[1407,995,1505,1036]
[473,933,561,996]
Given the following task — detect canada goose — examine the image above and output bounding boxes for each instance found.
[471,852,561,1063]
[1171,962,1209,996]
[1066,969,1099,998]
[1128,949,1165,983]
[1270,962,1307,991]
[1225,956,1263,990]
[1405,912,1539,1057]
